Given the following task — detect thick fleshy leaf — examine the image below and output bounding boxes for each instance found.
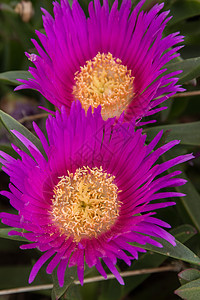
[52,264,93,300]
[65,285,82,300]
[175,172,200,233]
[175,278,200,300]
[0,145,20,169]
[51,266,78,300]
[0,227,26,242]
[178,269,200,285]
[169,0,200,25]
[98,278,123,300]
[0,110,45,156]
[147,135,200,235]
[0,71,31,85]
[170,225,197,244]
[99,225,196,300]
[167,57,200,84]
[146,122,200,146]
[0,145,20,159]
[136,238,200,266]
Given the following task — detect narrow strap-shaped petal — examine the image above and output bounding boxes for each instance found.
[57,258,69,287]
[95,259,107,279]
[29,249,55,283]
[102,257,124,285]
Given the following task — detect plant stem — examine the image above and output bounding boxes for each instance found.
[173,90,200,98]
[18,113,49,123]
[0,264,181,296]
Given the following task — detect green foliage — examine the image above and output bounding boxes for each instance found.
[98,225,197,300]
[169,0,200,25]
[51,266,79,300]
[0,109,46,156]
[175,173,200,233]
[146,121,200,146]
[175,277,200,300]
[178,268,200,285]
[0,71,30,85]
[0,227,26,242]
[136,238,200,266]
[167,57,200,84]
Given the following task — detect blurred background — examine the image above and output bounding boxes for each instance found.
[0,0,200,299]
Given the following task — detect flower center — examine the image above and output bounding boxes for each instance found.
[51,166,121,243]
[73,52,135,120]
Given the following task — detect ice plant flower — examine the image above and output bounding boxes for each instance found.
[0,102,192,286]
[16,0,184,122]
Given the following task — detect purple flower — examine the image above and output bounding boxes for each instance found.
[16,0,184,122]
[0,101,192,286]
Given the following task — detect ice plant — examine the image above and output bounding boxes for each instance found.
[0,101,193,286]
[16,0,184,122]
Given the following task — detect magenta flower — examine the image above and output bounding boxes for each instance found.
[16,0,184,122]
[0,102,192,286]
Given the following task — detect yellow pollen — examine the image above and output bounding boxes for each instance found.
[73,52,135,120]
[51,166,121,243]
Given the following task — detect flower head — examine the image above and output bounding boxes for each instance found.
[0,102,192,286]
[16,0,184,122]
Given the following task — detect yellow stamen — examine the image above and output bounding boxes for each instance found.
[51,166,121,243]
[73,52,134,120]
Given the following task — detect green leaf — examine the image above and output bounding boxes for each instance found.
[51,266,78,300]
[65,285,82,300]
[0,144,20,159]
[0,109,46,156]
[170,225,197,244]
[175,278,200,300]
[136,238,200,266]
[100,225,196,300]
[51,264,94,299]
[179,269,200,285]
[169,0,200,25]
[0,70,31,85]
[145,121,200,146]
[174,18,200,37]
[0,145,20,169]
[167,57,200,84]
[98,278,123,300]
[0,227,27,242]
[176,173,200,233]
[134,225,199,266]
